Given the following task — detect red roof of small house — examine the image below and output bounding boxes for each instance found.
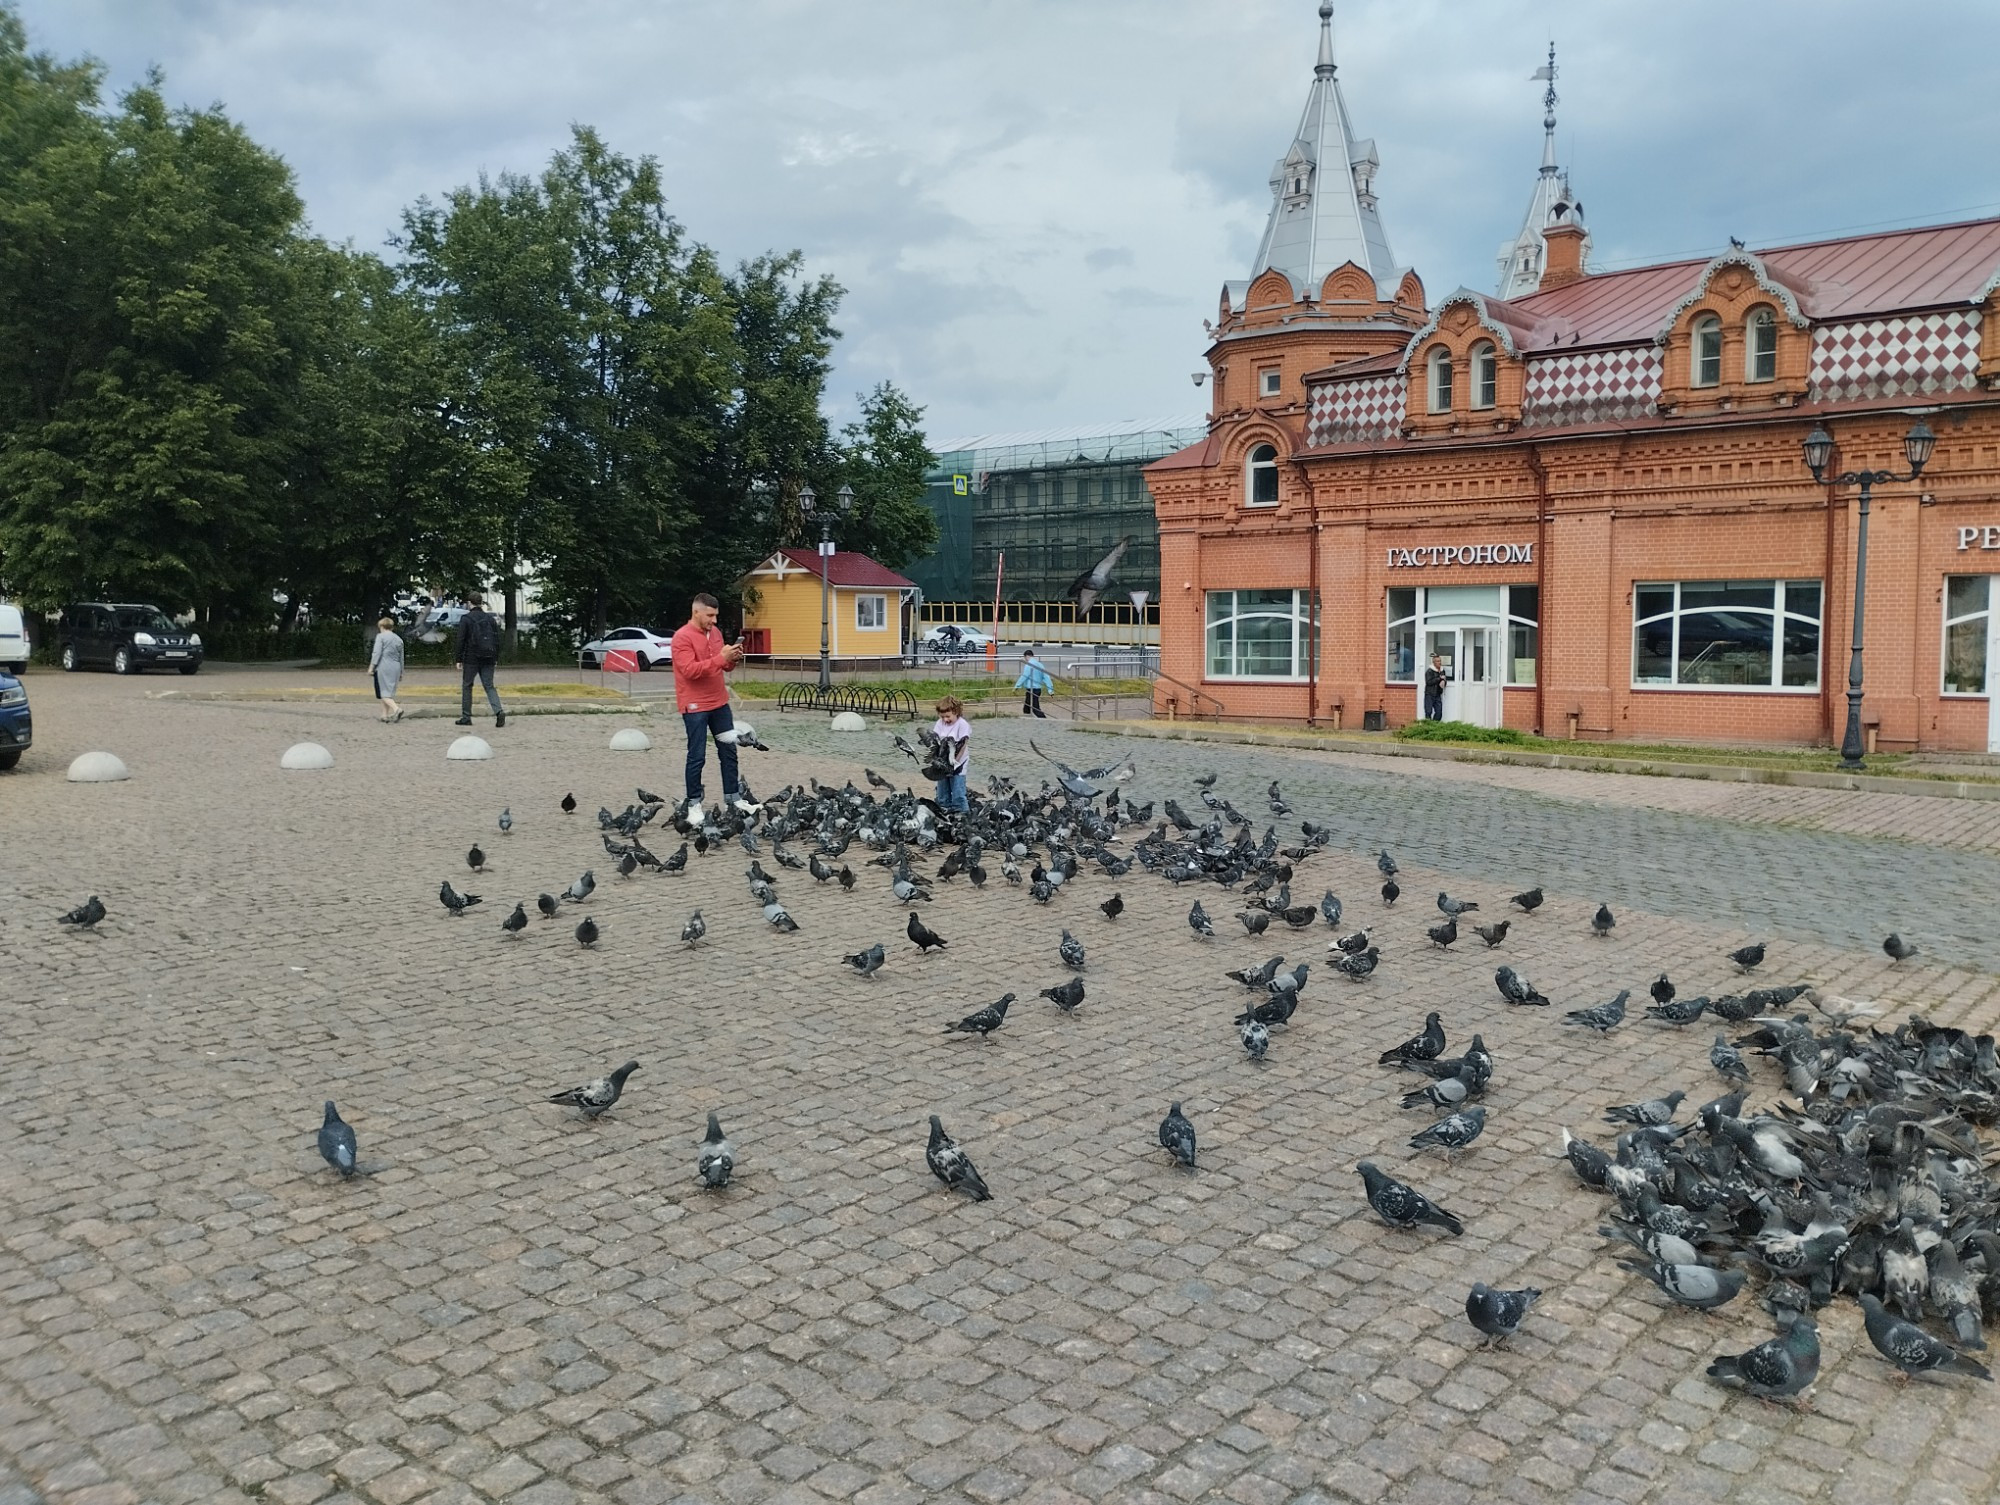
[767,548,917,589]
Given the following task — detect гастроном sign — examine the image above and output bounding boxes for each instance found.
[1958,526,2000,550]
[1385,542,1534,568]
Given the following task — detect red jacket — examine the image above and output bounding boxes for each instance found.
[671,622,730,711]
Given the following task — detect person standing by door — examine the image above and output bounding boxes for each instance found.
[1423,653,1447,721]
[671,592,757,821]
[1015,650,1053,717]
[454,596,504,727]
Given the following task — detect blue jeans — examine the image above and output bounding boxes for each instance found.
[683,704,740,802]
[934,772,967,811]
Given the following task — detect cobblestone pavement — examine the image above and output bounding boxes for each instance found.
[3,673,1999,1505]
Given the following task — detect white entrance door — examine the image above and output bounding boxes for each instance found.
[1428,626,1503,727]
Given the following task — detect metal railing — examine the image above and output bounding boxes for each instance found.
[1062,651,1159,678]
[776,682,920,720]
[1150,669,1225,721]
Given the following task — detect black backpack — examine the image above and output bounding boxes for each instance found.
[465,610,499,659]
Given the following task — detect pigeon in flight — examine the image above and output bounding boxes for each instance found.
[1510,887,1543,912]
[561,792,578,814]
[1466,1283,1540,1347]
[1409,1106,1486,1159]
[1728,940,1767,972]
[57,896,106,930]
[1857,1294,1991,1381]
[1040,978,1085,1015]
[1188,901,1214,938]
[680,910,706,947]
[1067,533,1132,615]
[317,1101,357,1177]
[1058,929,1085,970]
[1590,903,1615,937]
[1358,1162,1463,1235]
[1379,1012,1447,1066]
[698,1112,734,1188]
[926,1115,992,1201]
[1028,740,1133,799]
[1239,1018,1270,1061]
[1882,933,1918,962]
[467,844,486,873]
[1158,1102,1197,1169]
[501,902,528,938]
[575,916,600,948]
[842,942,886,978]
[1563,989,1629,1031]
[548,1060,638,1118]
[907,913,947,953]
[497,808,512,836]
[945,994,1013,1038]
[1100,893,1123,922]
[1706,1311,1820,1403]
[439,881,481,917]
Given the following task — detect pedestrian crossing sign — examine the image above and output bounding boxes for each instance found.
[953,474,968,495]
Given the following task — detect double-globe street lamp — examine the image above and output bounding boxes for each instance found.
[798,482,854,692]
[1800,419,1935,771]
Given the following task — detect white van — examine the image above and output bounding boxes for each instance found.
[0,603,27,673]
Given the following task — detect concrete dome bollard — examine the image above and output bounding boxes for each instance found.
[280,742,334,771]
[66,751,131,782]
[608,728,652,751]
[446,735,494,761]
[829,711,867,732]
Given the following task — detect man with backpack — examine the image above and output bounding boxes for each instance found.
[454,596,505,727]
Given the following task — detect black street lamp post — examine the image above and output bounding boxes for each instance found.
[799,483,854,693]
[1800,420,1935,771]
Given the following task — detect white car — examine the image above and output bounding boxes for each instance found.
[920,624,993,654]
[579,626,676,670]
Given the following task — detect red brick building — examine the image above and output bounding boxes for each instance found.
[1149,4,2000,753]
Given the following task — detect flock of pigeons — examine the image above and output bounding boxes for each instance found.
[63,717,1997,1406]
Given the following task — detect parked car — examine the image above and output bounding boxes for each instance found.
[0,602,27,673]
[58,602,203,675]
[0,668,29,769]
[578,626,675,670]
[920,624,993,655]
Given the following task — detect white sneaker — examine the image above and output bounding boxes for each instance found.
[731,795,759,816]
[683,797,706,822]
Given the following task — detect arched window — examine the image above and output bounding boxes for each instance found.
[1691,314,1723,387]
[1246,443,1279,507]
[1471,341,1498,410]
[1426,347,1454,413]
[1746,308,1777,383]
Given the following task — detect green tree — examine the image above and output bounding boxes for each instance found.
[833,381,938,569]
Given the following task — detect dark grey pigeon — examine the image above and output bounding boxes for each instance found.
[548,1060,638,1119]
[1706,1311,1819,1403]
[1425,917,1458,949]
[501,902,528,938]
[1510,887,1543,912]
[1357,1161,1463,1235]
[680,909,706,947]
[907,913,947,953]
[1710,1033,1751,1084]
[1188,900,1214,938]
[1473,920,1510,948]
[1564,989,1629,1031]
[926,1115,992,1201]
[575,916,600,948]
[565,870,595,903]
[1239,1018,1270,1060]
[318,1101,357,1177]
[1618,1259,1744,1311]
[1402,1074,1473,1113]
[1858,1294,1992,1381]
[1066,534,1131,615]
[1495,966,1549,1006]
[1381,878,1399,906]
[1059,929,1086,970]
[843,942,886,978]
[1040,977,1085,1015]
[1466,1283,1541,1347]
[1238,909,1271,936]
[1378,1012,1446,1066]
[439,881,481,916]
[945,994,1013,1038]
[1883,933,1919,962]
[1590,902,1615,936]
[1650,972,1675,1006]
[1931,1241,1985,1351]
[1158,1102,1196,1169]
[1437,892,1479,918]
[1377,850,1398,878]
[1409,1106,1486,1159]
[1100,893,1123,921]
[1729,940,1767,972]
[537,892,559,919]
[1562,1128,1613,1189]
[57,895,106,929]
[1646,993,1709,1025]
[1604,1090,1686,1127]
[1331,945,1380,980]
[698,1112,734,1188]
[1320,891,1342,928]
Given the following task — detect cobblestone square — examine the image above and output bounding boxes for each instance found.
[3,672,1998,1505]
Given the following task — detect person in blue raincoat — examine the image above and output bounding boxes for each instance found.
[1014,650,1053,717]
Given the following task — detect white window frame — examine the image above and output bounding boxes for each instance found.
[1631,579,1822,692]
[1245,444,1280,508]
[1471,342,1498,410]
[854,593,886,631]
[1259,367,1282,398]
[1942,575,1992,696]
[1691,315,1723,387]
[1426,347,1453,414]
[1746,308,1777,383]
[1205,589,1318,682]
[1386,586,1539,685]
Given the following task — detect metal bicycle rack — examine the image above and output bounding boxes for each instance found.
[777,682,920,720]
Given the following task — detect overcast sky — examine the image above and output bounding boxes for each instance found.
[17,0,2000,446]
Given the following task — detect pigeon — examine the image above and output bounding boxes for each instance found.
[762,900,797,933]
[1058,929,1085,970]
[1425,918,1459,950]
[1188,901,1214,938]
[1650,973,1675,1007]
[1409,1107,1486,1159]
[57,896,106,929]
[945,994,1012,1038]
[698,1112,734,1188]
[1604,1090,1686,1127]
[1709,1033,1751,1085]
[1320,891,1342,928]
[1510,887,1543,913]
[1931,1241,1984,1351]
[1618,1260,1745,1311]
[1562,1128,1613,1188]
[1066,534,1131,615]
[501,902,528,937]
[1857,1294,1992,1382]
[1377,850,1398,878]
[548,1060,638,1118]
[1495,966,1549,1007]
[1333,929,1372,955]
[1466,1283,1540,1348]
[1437,892,1479,918]
[498,808,512,836]
[1402,1075,1475,1113]
[1882,933,1919,963]
[1473,920,1510,948]
[1158,1102,1196,1169]
[663,843,689,874]
[1239,1019,1270,1061]
[679,910,705,947]
[1331,946,1380,980]
[1706,1312,1820,1404]
[1238,909,1271,937]
[317,1101,357,1177]
[842,942,886,978]
[439,881,481,916]
[1381,879,1399,906]
[1358,1161,1463,1235]
[467,843,486,873]
[536,893,559,919]
[1647,993,1710,1025]
[907,913,948,953]
[926,1115,992,1201]
[619,852,638,879]
[561,792,577,814]
[1729,941,1767,972]
[565,870,595,903]
[1564,989,1629,1031]
[636,786,665,806]
[1378,1012,1446,1066]
[1590,903,1615,937]
[1100,893,1124,922]
[838,866,856,891]
[575,916,600,948]
[891,874,930,905]
[864,767,895,791]
[1040,978,1085,1015]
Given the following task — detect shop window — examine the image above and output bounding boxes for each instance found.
[1385,585,1538,685]
[1943,575,1992,694]
[1426,347,1453,413]
[854,594,886,632]
[1471,342,1498,410]
[1691,315,1723,387]
[1632,579,1821,690]
[1746,308,1777,383]
[1507,585,1539,686]
[1386,587,1418,681]
[1206,589,1318,680]
[1246,444,1279,506]
[1259,368,1282,398]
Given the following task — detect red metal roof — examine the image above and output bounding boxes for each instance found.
[769,548,917,589]
[1146,435,1221,472]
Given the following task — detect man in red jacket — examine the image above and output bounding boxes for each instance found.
[671,593,755,820]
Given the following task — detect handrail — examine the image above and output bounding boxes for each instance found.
[1151,668,1225,721]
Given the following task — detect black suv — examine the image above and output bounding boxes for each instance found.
[59,602,203,675]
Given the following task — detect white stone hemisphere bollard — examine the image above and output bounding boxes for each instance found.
[829,711,867,732]
[446,735,494,761]
[67,751,131,782]
[280,742,334,771]
[608,728,652,751]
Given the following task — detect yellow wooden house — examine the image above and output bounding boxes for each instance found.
[740,548,919,664]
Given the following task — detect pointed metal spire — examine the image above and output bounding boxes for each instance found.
[1536,42,1559,175]
[1496,40,1590,298]
[1316,2,1336,79]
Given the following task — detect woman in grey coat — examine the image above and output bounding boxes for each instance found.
[369,617,406,722]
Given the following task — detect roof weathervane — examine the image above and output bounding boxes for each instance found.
[1531,41,1558,129]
